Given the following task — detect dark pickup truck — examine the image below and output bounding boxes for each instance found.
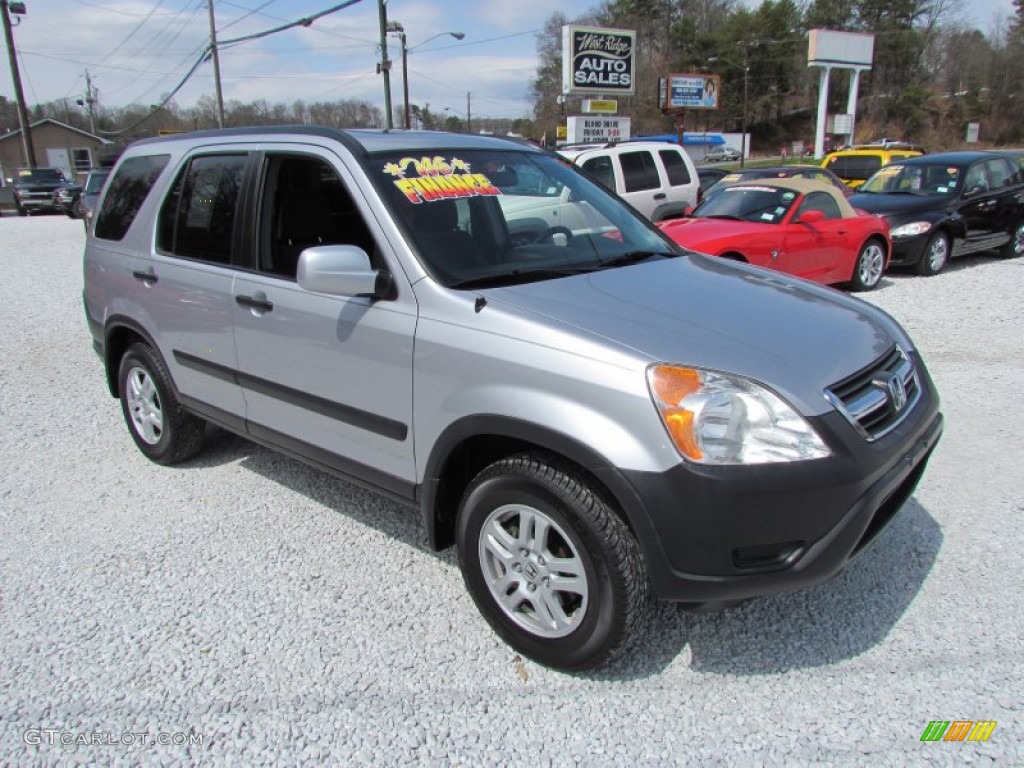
[5,167,71,215]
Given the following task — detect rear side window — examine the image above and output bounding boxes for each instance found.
[157,154,247,265]
[619,151,660,192]
[659,150,692,186]
[94,154,170,241]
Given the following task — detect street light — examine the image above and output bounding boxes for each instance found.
[388,22,464,130]
[708,50,750,168]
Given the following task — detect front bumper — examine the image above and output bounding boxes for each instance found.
[600,360,943,604]
[15,192,59,211]
[888,234,931,267]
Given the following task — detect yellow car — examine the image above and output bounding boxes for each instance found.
[822,142,925,188]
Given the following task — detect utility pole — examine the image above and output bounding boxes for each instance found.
[466,91,471,135]
[1,0,36,167]
[377,0,393,128]
[79,70,97,134]
[206,0,225,128]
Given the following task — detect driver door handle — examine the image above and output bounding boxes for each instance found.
[653,192,667,200]
[236,293,274,313]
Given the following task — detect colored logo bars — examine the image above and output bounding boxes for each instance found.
[920,721,997,742]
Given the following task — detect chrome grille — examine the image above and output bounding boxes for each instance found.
[824,345,920,442]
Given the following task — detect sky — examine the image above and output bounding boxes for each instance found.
[2,0,1018,124]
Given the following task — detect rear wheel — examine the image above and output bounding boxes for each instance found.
[117,343,205,465]
[916,231,949,276]
[456,454,647,671]
[1001,221,1024,258]
[850,238,886,291]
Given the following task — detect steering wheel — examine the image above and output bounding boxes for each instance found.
[533,225,574,245]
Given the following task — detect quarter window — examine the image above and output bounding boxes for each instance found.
[94,154,170,241]
[157,154,247,265]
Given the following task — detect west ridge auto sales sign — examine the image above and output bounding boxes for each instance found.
[562,25,636,96]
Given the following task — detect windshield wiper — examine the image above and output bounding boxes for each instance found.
[703,213,744,220]
[599,250,678,268]
[449,266,594,289]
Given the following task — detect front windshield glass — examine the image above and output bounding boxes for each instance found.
[690,185,798,224]
[85,172,109,193]
[859,163,961,196]
[17,168,66,183]
[370,149,677,288]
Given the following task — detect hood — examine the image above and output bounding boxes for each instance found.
[849,192,951,218]
[482,255,904,415]
[658,217,771,252]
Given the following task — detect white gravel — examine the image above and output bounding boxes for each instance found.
[1,214,1021,766]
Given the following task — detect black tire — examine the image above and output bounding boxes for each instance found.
[456,453,647,671]
[1001,221,1024,259]
[849,237,887,292]
[916,231,949,276]
[117,343,205,465]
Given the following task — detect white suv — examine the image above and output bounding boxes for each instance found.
[559,141,700,221]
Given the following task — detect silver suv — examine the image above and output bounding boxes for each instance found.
[84,127,943,671]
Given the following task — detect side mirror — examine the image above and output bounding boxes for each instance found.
[797,209,825,224]
[296,245,392,299]
[965,184,987,198]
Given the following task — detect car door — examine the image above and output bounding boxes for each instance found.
[230,148,417,486]
[136,151,250,427]
[957,159,1004,254]
[784,191,847,282]
[981,156,1024,250]
[614,149,665,218]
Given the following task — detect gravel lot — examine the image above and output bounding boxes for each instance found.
[1,214,1021,766]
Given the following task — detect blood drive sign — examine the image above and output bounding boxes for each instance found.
[561,25,636,96]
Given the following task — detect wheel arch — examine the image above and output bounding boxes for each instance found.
[420,415,653,555]
[102,316,161,398]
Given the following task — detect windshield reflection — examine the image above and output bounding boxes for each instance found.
[371,150,678,287]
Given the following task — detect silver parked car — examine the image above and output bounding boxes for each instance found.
[703,146,743,162]
[83,128,943,671]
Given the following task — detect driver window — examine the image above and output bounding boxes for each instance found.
[259,154,377,279]
[796,191,841,220]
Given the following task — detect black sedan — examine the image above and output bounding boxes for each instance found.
[850,151,1024,275]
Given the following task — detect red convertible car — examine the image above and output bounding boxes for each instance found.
[658,178,891,291]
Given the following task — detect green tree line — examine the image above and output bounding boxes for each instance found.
[533,0,1024,149]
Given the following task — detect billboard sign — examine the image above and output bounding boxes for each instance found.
[566,116,631,144]
[663,74,721,111]
[562,25,636,96]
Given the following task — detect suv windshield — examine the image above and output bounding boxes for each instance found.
[691,184,798,224]
[15,168,66,183]
[859,163,960,196]
[371,149,676,287]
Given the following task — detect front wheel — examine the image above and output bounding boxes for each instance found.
[456,454,647,671]
[117,343,206,465]
[850,238,886,291]
[916,231,949,276]
[1001,221,1024,258]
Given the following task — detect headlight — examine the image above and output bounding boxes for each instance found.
[890,221,932,238]
[647,365,831,465]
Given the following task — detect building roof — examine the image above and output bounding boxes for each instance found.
[0,118,111,145]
